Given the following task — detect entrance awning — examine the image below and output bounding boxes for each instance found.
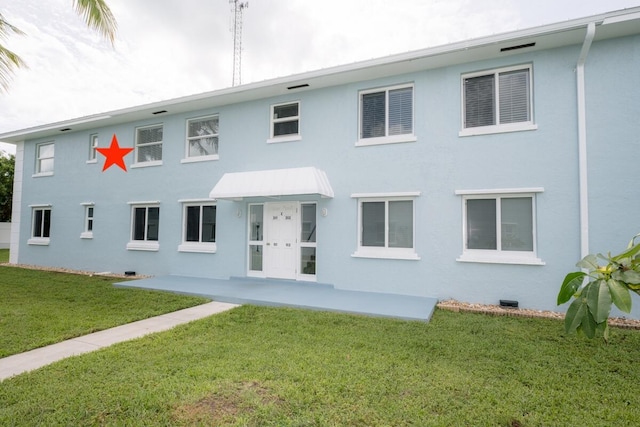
[209,167,334,200]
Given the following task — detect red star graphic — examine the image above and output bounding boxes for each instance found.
[96,134,134,172]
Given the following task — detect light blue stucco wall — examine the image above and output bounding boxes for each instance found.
[14,33,640,317]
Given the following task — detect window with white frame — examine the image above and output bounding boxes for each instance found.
[28,205,51,245]
[127,203,160,251]
[352,193,420,260]
[134,124,163,165]
[300,203,317,276]
[461,65,535,135]
[81,203,94,239]
[35,142,54,175]
[88,134,98,162]
[184,115,219,161]
[456,189,544,265]
[358,84,415,146]
[178,201,217,253]
[269,101,300,142]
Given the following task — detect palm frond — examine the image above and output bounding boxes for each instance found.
[73,0,118,45]
[0,14,26,92]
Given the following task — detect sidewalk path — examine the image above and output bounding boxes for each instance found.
[0,301,238,382]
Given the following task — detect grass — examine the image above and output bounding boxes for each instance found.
[0,264,209,357]
[1,304,639,426]
[0,248,8,263]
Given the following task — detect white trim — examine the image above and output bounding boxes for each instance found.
[181,154,219,164]
[178,242,217,253]
[355,134,417,147]
[351,191,421,198]
[267,135,302,144]
[32,172,54,178]
[28,203,52,208]
[352,249,420,261]
[127,200,161,205]
[456,253,545,265]
[178,198,215,203]
[9,142,24,264]
[458,123,538,137]
[85,159,98,164]
[80,232,94,239]
[455,188,544,195]
[27,237,50,246]
[130,160,163,169]
[80,202,95,206]
[126,241,159,251]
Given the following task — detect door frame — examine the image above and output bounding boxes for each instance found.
[246,201,317,282]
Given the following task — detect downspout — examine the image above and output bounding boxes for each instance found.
[576,22,596,259]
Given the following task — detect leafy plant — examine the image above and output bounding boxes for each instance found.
[558,233,640,340]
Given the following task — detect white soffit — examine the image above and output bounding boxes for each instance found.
[209,167,334,200]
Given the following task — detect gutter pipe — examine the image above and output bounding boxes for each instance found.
[576,22,596,259]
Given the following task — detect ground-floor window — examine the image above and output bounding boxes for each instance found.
[80,203,94,239]
[351,192,420,260]
[127,202,160,251]
[300,203,317,275]
[178,201,217,253]
[28,205,51,245]
[456,188,545,265]
[248,204,264,273]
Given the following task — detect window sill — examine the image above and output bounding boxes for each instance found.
[457,252,545,265]
[352,249,420,261]
[356,134,417,147]
[458,123,537,137]
[28,237,50,246]
[181,155,219,164]
[130,160,163,169]
[178,242,217,253]
[126,241,159,251]
[86,159,97,164]
[32,172,54,178]
[267,135,301,144]
[80,232,93,239]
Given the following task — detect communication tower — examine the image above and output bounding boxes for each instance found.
[230,0,248,86]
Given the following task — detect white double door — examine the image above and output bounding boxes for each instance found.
[264,202,300,280]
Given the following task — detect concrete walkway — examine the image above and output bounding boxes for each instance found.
[0,301,238,382]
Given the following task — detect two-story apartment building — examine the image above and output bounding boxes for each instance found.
[1,8,639,316]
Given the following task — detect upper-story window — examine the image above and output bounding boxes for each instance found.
[460,65,536,136]
[358,84,415,146]
[134,124,163,166]
[184,115,219,162]
[268,101,300,143]
[35,142,54,176]
[88,134,99,163]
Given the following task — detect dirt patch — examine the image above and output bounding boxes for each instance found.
[173,381,283,425]
[437,299,640,330]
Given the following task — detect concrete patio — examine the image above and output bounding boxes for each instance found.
[115,276,438,322]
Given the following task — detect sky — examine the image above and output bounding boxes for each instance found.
[1,0,639,154]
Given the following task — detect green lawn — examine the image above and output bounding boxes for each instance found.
[0,249,8,263]
[1,304,639,426]
[0,265,209,357]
